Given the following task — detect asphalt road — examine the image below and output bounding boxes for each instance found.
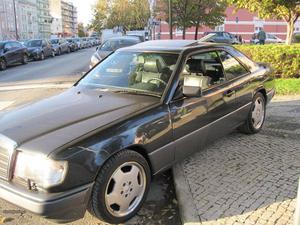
[0,48,95,85]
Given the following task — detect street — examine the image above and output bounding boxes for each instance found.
[0,48,95,86]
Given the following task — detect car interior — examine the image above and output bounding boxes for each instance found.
[180,51,226,90]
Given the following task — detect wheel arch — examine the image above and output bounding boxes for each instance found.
[255,88,267,104]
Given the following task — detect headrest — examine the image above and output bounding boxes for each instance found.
[186,58,206,74]
[143,58,161,73]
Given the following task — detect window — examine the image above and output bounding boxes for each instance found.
[218,51,248,80]
[180,51,226,90]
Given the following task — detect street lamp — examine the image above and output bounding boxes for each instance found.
[12,0,19,40]
[168,0,173,39]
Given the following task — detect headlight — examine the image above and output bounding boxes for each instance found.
[14,152,68,189]
[91,55,100,66]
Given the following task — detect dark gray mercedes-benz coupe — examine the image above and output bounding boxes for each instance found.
[0,40,275,224]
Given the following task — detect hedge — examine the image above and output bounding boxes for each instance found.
[236,44,300,79]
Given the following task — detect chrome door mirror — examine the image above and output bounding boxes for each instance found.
[183,76,203,97]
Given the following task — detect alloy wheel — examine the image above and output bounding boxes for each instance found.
[105,162,146,218]
[251,97,265,129]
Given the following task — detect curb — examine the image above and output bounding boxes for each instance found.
[173,163,201,225]
[0,82,73,91]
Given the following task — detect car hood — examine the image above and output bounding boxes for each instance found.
[0,87,159,155]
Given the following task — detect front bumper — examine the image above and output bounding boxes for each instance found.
[267,88,276,104]
[0,181,93,223]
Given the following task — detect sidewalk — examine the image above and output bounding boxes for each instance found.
[173,96,300,225]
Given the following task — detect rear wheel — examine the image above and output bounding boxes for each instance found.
[89,150,151,224]
[0,58,7,70]
[239,92,266,134]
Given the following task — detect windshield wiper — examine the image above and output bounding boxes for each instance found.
[113,89,161,98]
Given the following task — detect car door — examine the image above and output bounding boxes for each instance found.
[217,49,253,116]
[169,50,237,160]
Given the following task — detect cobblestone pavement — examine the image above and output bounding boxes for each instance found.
[175,98,300,225]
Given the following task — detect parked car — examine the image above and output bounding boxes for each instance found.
[203,31,240,44]
[66,38,79,52]
[90,36,141,68]
[73,38,83,49]
[50,38,71,55]
[25,39,55,60]
[0,41,28,70]
[251,33,284,44]
[0,40,275,224]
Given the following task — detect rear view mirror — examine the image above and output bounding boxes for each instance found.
[183,76,203,97]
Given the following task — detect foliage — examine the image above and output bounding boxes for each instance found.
[275,78,300,95]
[91,0,150,32]
[157,0,226,40]
[77,23,86,37]
[236,44,300,79]
[190,0,227,40]
[228,0,300,45]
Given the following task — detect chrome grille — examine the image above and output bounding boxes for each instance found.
[0,146,9,180]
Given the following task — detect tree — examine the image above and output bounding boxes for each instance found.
[90,0,110,33]
[157,0,194,39]
[228,0,300,44]
[91,0,150,32]
[191,0,227,40]
[78,23,86,37]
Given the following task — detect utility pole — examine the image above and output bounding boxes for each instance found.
[168,0,173,39]
[12,0,19,40]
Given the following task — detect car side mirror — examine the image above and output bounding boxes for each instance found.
[183,76,203,97]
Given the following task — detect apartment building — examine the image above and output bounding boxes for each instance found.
[0,0,16,40]
[37,0,52,38]
[61,1,78,37]
[49,0,78,37]
[0,0,52,41]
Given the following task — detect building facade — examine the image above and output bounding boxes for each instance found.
[0,0,16,40]
[61,1,77,37]
[154,5,300,42]
[0,0,52,41]
[49,0,78,37]
[37,0,52,38]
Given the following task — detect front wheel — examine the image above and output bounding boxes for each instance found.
[239,92,266,134]
[22,54,28,64]
[89,150,151,224]
[0,58,7,70]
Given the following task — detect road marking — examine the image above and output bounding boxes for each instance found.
[0,83,73,91]
[0,101,14,111]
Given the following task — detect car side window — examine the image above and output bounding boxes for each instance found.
[218,51,249,80]
[180,51,226,90]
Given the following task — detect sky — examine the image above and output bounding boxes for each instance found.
[69,0,97,26]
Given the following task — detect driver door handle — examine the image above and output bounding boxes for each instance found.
[224,89,235,97]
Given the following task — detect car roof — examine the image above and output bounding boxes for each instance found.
[107,36,141,41]
[119,40,222,53]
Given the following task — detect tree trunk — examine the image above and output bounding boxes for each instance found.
[194,21,200,40]
[183,27,186,39]
[286,19,295,45]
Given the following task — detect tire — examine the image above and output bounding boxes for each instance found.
[22,54,28,64]
[239,92,266,134]
[89,150,151,224]
[57,49,61,56]
[67,47,71,53]
[0,58,7,70]
[40,52,45,60]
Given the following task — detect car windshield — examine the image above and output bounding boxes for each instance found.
[25,40,42,47]
[51,39,59,44]
[78,51,179,97]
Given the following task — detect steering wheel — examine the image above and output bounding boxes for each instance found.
[147,78,167,86]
